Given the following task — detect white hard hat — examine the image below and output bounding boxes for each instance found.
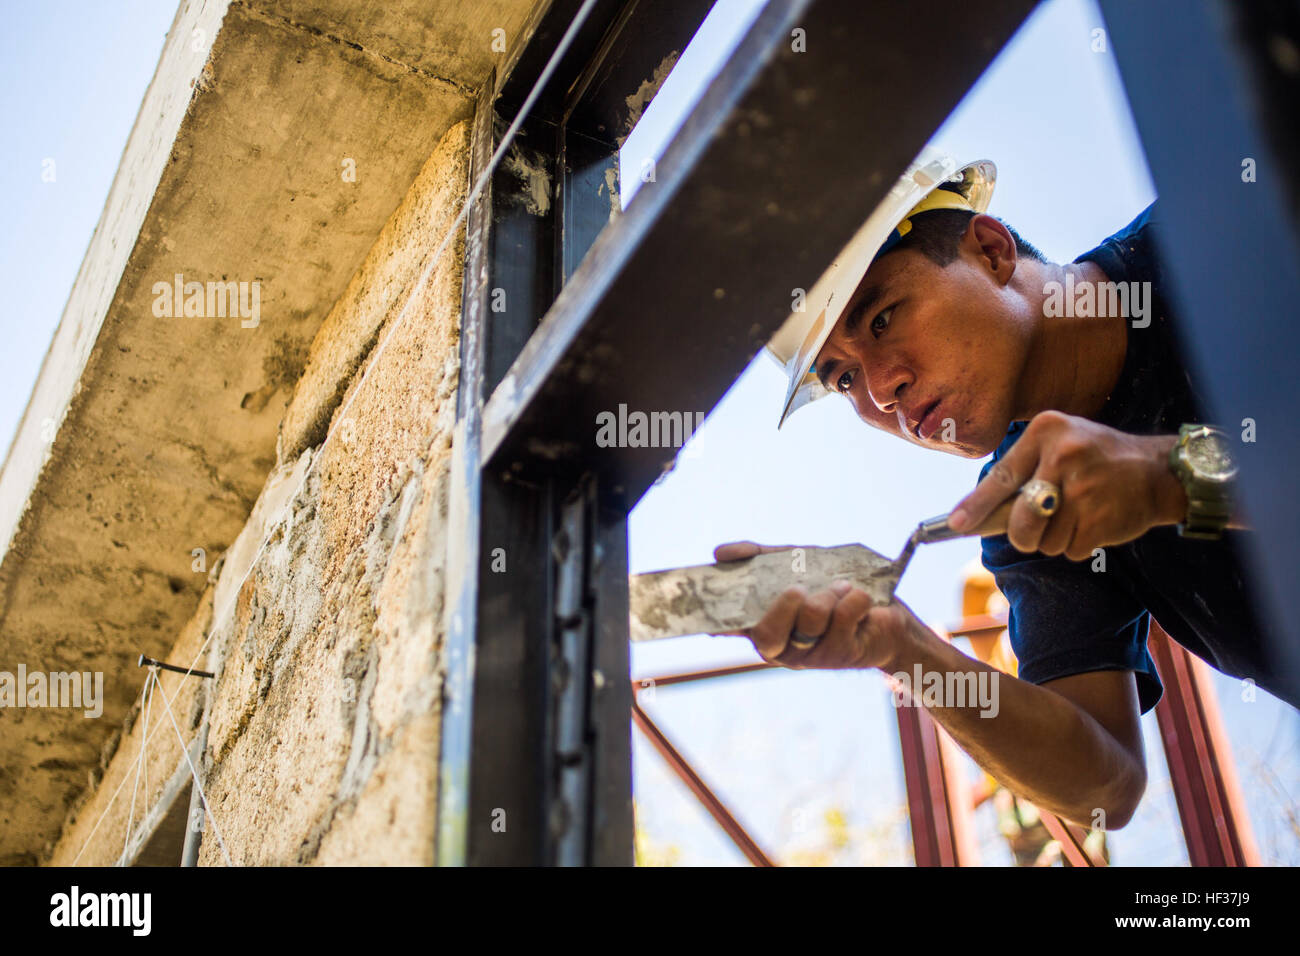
[766,148,996,427]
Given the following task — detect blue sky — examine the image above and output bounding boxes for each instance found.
[3,0,1296,866]
[0,0,177,460]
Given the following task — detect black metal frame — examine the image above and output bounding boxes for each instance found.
[439,0,717,867]
[439,0,1038,866]
[1097,0,1300,696]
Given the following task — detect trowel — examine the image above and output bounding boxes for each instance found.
[629,499,1015,643]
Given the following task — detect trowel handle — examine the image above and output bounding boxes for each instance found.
[917,498,1017,544]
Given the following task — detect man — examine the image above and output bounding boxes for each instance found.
[721,151,1299,830]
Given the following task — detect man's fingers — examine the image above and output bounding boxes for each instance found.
[773,583,869,668]
[1001,464,1062,552]
[1005,495,1051,553]
[827,586,875,638]
[1038,503,1078,556]
[748,586,807,659]
[791,587,841,643]
[796,587,875,668]
[724,583,901,672]
[713,540,796,562]
[950,434,1041,532]
[713,540,759,562]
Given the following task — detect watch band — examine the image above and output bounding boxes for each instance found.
[1169,424,1235,540]
[1180,495,1232,539]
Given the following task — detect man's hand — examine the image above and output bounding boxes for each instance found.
[711,541,916,670]
[948,410,1185,560]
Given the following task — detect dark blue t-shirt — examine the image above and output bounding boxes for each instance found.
[980,204,1299,713]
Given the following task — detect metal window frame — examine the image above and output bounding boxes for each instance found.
[1097,0,1300,696]
[438,0,1039,866]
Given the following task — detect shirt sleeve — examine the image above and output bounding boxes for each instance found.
[981,536,1164,713]
[976,444,1164,713]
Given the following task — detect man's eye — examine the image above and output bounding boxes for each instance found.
[870,307,893,338]
[836,369,856,393]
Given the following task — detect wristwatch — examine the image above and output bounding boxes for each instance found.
[1168,424,1237,540]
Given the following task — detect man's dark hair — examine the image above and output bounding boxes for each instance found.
[887,184,1047,267]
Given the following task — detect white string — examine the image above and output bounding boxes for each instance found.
[151,666,234,866]
[75,0,601,865]
[69,686,174,865]
[142,674,150,829]
[117,668,156,866]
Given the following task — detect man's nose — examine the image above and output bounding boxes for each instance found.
[866,363,909,412]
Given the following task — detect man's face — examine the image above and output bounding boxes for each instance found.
[811,226,1032,458]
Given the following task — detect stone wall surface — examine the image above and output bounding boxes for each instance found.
[0,0,541,866]
[48,117,471,866]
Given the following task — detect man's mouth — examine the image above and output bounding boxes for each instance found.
[915,399,944,441]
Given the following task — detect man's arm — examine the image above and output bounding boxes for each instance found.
[715,542,1148,830]
[884,611,1146,828]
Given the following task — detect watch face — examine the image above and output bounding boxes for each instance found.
[1187,429,1237,481]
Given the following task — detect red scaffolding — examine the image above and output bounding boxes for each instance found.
[631,611,1259,867]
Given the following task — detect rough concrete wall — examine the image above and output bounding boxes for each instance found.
[277,114,476,462]
[49,117,470,866]
[1,0,481,866]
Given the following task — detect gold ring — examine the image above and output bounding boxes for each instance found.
[1020,478,1061,518]
[789,630,821,650]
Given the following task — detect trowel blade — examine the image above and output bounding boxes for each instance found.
[628,544,900,643]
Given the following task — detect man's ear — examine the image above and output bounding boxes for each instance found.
[963,214,1017,285]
